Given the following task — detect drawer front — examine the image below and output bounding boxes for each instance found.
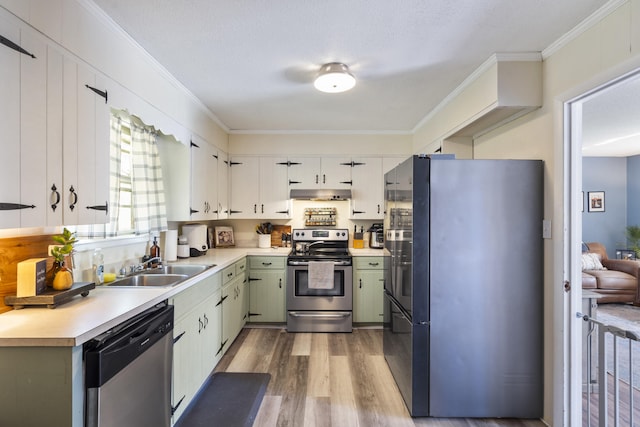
[353,257,383,270]
[222,265,236,284]
[235,258,247,275]
[171,272,221,319]
[249,256,286,270]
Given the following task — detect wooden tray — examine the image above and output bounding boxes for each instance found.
[4,282,96,309]
[270,225,292,247]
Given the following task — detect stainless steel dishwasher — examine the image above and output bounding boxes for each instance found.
[85,302,174,427]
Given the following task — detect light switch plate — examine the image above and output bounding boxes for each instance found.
[542,220,551,239]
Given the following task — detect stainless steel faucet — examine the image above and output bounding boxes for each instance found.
[128,257,162,274]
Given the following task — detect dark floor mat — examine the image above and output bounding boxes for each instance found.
[174,372,271,427]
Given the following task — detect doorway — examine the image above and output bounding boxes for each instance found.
[566,68,640,424]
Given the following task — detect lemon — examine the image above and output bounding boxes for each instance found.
[52,269,73,291]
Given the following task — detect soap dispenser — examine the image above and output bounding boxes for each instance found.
[150,236,160,267]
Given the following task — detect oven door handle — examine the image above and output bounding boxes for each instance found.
[287,261,351,266]
[288,312,351,319]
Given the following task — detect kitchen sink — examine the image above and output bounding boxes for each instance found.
[139,264,215,276]
[105,273,189,287]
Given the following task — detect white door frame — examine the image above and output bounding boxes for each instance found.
[563,67,640,425]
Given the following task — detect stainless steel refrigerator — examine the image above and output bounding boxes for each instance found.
[383,155,543,418]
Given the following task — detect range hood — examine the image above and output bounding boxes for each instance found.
[290,189,352,201]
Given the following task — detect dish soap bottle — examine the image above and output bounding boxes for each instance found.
[150,236,160,267]
[93,248,104,285]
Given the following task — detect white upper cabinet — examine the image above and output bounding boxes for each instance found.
[216,150,229,219]
[259,157,290,217]
[350,157,383,219]
[62,57,111,226]
[287,157,351,189]
[229,156,290,219]
[0,11,27,228]
[190,136,218,221]
[229,156,260,218]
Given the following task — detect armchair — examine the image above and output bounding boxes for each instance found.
[582,242,639,303]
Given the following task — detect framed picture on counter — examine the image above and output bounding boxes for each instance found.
[214,226,235,247]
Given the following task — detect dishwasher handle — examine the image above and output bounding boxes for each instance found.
[85,305,174,388]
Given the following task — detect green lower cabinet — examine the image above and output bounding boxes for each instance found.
[248,256,286,323]
[248,269,285,322]
[353,257,384,323]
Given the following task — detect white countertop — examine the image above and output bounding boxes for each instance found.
[0,247,289,348]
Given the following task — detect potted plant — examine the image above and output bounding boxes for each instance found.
[626,225,640,258]
[47,228,77,290]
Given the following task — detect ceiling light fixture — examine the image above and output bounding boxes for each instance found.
[314,62,356,93]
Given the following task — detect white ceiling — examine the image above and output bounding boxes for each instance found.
[581,75,640,157]
[92,0,610,134]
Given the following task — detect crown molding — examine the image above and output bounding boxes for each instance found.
[542,0,628,59]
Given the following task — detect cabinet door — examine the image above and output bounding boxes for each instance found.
[229,156,260,218]
[249,270,285,322]
[0,12,21,228]
[172,309,201,422]
[221,281,235,352]
[190,137,212,221]
[77,64,110,224]
[45,44,64,226]
[350,157,383,219]
[321,157,352,189]
[288,157,320,189]
[260,157,290,218]
[353,269,384,323]
[19,28,48,228]
[217,151,229,219]
[64,60,110,225]
[201,290,222,376]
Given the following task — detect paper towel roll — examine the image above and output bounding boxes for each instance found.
[162,229,178,261]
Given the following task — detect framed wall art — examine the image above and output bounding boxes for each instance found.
[587,191,605,212]
[214,226,235,247]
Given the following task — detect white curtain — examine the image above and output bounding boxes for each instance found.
[129,118,168,235]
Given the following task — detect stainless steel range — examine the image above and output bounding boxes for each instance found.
[286,228,353,332]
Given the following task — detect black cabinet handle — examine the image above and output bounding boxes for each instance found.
[254,204,257,213]
[315,174,319,184]
[50,184,61,211]
[261,204,264,214]
[279,278,282,289]
[369,262,379,266]
[322,174,326,184]
[69,186,78,211]
[198,317,203,334]
[262,262,272,266]
[0,203,35,211]
[0,34,35,58]
[377,204,381,214]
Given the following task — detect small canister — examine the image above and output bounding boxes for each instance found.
[177,235,190,258]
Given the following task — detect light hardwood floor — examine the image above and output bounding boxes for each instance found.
[214,327,546,427]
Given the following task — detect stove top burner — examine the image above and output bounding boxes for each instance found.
[288,228,351,264]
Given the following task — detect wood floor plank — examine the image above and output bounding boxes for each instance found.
[254,395,283,427]
[303,396,332,427]
[330,355,360,426]
[291,332,312,356]
[308,333,330,397]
